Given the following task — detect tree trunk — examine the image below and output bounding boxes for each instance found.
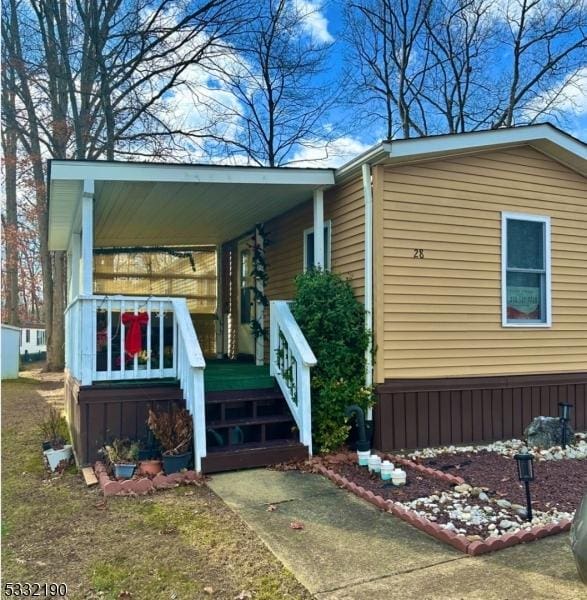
[49,251,66,370]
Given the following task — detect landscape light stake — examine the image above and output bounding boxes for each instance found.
[558,402,573,449]
[514,448,535,521]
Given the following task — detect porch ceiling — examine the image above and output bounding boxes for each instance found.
[48,161,335,250]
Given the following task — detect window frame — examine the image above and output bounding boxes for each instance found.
[501,211,552,328]
[303,220,332,272]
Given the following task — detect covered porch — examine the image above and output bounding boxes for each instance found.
[49,160,333,471]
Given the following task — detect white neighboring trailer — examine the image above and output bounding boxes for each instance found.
[1,324,21,379]
[20,325,47,357]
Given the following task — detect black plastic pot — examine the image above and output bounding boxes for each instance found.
[162,452,191,474]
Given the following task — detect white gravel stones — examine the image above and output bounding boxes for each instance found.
[407,435,586,462]
[395,487,575,542]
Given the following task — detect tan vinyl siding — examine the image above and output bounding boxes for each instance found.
[327,176,366,301]
[264,175,366,303]
[265,200,312,303]
[375,146,587,383]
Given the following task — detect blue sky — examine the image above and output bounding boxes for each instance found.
[310,1,587,144]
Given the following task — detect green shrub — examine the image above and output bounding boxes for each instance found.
[291,269,373,452]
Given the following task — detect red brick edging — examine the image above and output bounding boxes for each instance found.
[314,464,571,555]
[381,452,466,486]
[94,461,201,496]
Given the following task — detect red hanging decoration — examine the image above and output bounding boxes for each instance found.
[121,312,149,355]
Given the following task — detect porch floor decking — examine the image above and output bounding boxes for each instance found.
[204,360,274,393]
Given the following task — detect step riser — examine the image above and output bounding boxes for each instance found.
[202,445,308,473]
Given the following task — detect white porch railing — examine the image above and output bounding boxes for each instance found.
[172,298,206,472]
[64,294,207,471]
[269,300,317,455]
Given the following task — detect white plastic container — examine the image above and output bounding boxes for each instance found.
[43,445,73,472]
[391,468,406,486]
[380,460,394,480]
[357,450,370,467]
[368,454,382,473]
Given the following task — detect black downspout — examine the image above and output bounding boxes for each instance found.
[346,405,370,452]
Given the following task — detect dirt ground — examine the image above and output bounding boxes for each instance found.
[1,367,310,600]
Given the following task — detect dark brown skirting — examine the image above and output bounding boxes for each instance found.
[374,372,587,451]
[65,372,185,465]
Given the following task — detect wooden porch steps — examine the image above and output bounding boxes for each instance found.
[202,440,308,473]
[203,386,308,473]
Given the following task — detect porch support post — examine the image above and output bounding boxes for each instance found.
[313,188,325,268]
[81,180,94,296]
[68,232,81,303]
[215,245,223,359]
[79,180,95,386]
[254,227,264,366]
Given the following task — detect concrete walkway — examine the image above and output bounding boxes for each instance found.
[208,469,585,599]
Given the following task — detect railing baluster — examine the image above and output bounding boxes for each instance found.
[159,301,164,377]
[146,299,152,379]
[172,309,177,374]
[107,299,112,374]
[132,301,138,376]
[120,299,126,378]
[92,299,98,379]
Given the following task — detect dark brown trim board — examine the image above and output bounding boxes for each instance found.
[374,372,587,451]
[65,372,185,464]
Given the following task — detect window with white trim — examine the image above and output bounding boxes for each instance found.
[502,212,551,327]
[303,221,331,271]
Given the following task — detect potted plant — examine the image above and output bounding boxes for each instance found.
[104,439,139,479]
[39,407,73,471]
[137,432,163,476]
[147,405,193,474]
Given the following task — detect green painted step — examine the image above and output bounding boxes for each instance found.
[204,360,275,392]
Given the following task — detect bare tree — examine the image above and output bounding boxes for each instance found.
[489,0,587,128]
[1,55,20,326]
[2,0,242,368]
[344,0,433,139]
[423,0,498,133]
[344,0,586,138]
[202,0,336,166]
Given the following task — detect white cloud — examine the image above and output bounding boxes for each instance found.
[287,135,373,168]
[293,0,334,43]
[524,67,587,119]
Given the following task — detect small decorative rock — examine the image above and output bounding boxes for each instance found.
[496,499,511,509]
[478,492,490,502]
[454,484,472,494]
[499,519,514,529]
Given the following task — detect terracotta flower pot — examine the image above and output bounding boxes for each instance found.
[138,459,163,476]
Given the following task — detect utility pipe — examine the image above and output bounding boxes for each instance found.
[345,405,370,452]
[362,163,374,420]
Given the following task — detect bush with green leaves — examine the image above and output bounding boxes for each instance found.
[291,269,373,452]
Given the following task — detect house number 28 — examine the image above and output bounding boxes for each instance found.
[413,249,425,259]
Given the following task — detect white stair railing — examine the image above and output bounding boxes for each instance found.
[172,298,206,473]
[270,300,317,455]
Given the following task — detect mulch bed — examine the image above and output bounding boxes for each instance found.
[322,454,451,502]
[309,450,575,556]
[419,451,587,513]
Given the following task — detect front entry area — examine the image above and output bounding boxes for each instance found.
[237,236,256,358]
